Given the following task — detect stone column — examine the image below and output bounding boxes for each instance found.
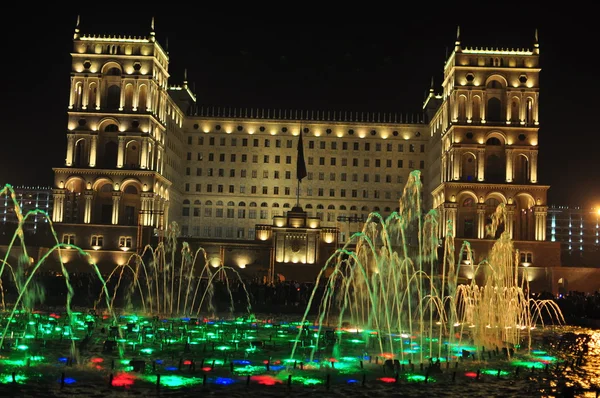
[530,151,538,183]
[133,80,139,111]
[52,189,66,222]
[506,204,515,240]
[452,150,460,181]
[111,191,121,225]
[83,190,93,224]
[119,80,125,111]
[65,135,75,166]
[505,148,514,183]
[117,136,126,168]
[140,137,148,169]
[163,200,170,228]
[82,77,88,109]
[68,76,75,109]
[481,92,487,123]
[477,205,487,239]
[534,205,548,241]
[505,92,511,123]
[95,77,102,110]
[89,134,98,167]
[444,203,458,237]
[477,148,485,181]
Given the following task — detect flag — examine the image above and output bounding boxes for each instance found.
[296,131,307,181]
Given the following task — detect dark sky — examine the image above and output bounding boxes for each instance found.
[2,9,598,209]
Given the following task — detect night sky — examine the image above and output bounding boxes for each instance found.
[2,9,597,208]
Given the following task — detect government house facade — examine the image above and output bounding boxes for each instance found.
[46,20,562,284]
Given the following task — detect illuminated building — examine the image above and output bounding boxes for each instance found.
[47,20,563,279]
[0,185,53,234]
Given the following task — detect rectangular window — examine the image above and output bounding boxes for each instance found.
[397,160,403,168]
[196,168,202,176]
[119,236,132,249]
[227,208,235,218]
[241,154,247,162]
[319,172,325,180]
[198,137,204,145]
[216,208,223,218]
[274,186,279,195]
[253,139,259,147]
[365,143,370,151]
[330,157,336,166]
[229,185,235,193]
[352,173,358,182]
[320,141,326,149]
[276,139,281,148]
[230,154,236,162]
[340,189,346,197]
[309,140,315,149]
[251,186,257,194]
[183,207,190,216]
[287,140,293,148]
[410,144,415,152]
[342,142,348,150]
[185,167,190,175]
[353,158,358,167]
[208,153,214,161]
[263,170,269,178]
[264,155,269,163]
[240,185,245,194]
[353,142,359,150]
[242,138,248,146]
[363,174,369,182]
[185,183,190,192]
[386,159,392,167]
[409,160,415,168]
[207,184,213,192]
[220,137,226,146]
[252,155,258,163]
[231,138,237,146]
[352,189,357,198]
[230,169,235,177]
[262,186,268,194]
[341,173,347,182]
[218,169,224,177]
[420,160,425,169]
[376,143,381,151]
[264,139,270,147]
[364,159,370,167]
[238,209,246,218]
[329,172,335,181]
[286,155,292,164]
[274,171,280,179]
[285,187,290,195]
[218,184,224,193]
[308,157,314,165]
[275,155,280,164]
[329,189,335,197]
[318,188,324,196]
[375,159,380,167]
[398,144,404,152]
[331,142,337,150]
[420,144,425,152]
[204,207,212,217]
[241,170,247,178]
[342,158,347,166]
[285,171,291,179]
[195,183,201,192]
[209,137,215,145]
[91,235,103,248]
[187,152,192,160]
[375,174,380,182]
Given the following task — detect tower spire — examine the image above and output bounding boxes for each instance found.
[183,68,188,89]
[150,17,156,42]
[533,28,540,55]
[74,15,80,40]
[430,76,435,93]
[454,25,461,52]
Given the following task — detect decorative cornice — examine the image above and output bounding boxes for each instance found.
[443,182,550,191]
[52,167,172,187]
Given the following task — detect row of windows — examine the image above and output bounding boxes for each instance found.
[180,225,255,240]
[62,234,132,248]
[183,207,383,221]
[186,164,422,180]
[184,183,402,199]
[187,154,424,168]
[186,136,425,153]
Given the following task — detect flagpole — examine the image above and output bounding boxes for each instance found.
[296,179,300,207]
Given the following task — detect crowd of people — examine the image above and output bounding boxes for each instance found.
[1,271,599,325]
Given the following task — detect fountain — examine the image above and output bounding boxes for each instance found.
[0,176,598,397]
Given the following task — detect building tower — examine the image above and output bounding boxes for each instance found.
[425,28,557,268]
[51,17,187,268]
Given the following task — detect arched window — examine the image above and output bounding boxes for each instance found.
[106,85,120,110]
[227,201,235,206]
[104,141,118,168]
[74,139,87,167]
[272,203,280,207]
[104,124,119,132]
[205,200,213,206]
[238,201,246,206]
[260,202,268,207]
[487,97,502,122]
[327,204,335,210]
[305,204,313,209]
[124,185,138,195]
